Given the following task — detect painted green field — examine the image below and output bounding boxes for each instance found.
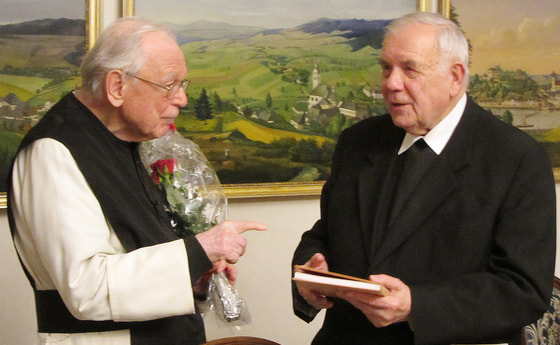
[223,120,330,145]
[0,131,24,192]
[0,81,34,101]
[0,35,83,69]
[176,112,330,145]
[28,77,81,106]
[0,130,23,150]
[172,111,335,184]
[183,29,382,101]
[0,34,82,102]
[0,75,52,101]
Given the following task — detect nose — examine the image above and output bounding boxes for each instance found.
[172,88,188,107]
[383,68,404,91]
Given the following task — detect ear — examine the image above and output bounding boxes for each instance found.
[105,70,125,107]
[449,62,467,97]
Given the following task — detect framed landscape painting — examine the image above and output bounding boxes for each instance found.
[122,0,428,198]
[446,0,560,179]
[0,0,99,208]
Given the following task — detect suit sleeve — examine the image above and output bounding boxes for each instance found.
[291,130,350,322]
[10,138,202,322]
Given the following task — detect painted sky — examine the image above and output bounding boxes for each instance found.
[453,0,560,75]
[0,0,85,24]
[134,0,416,29]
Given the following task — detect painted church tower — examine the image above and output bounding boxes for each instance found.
[312,64,321,89]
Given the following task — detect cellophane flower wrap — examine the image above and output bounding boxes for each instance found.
[139,124,250,326]
[140,124,226,235]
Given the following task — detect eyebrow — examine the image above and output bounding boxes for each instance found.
[159,71,183,83]
[378,58,421,69]
[403,59,420,69]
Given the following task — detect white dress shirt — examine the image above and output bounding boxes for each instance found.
[398,93,467,155]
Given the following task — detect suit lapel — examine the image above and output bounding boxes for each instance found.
[357,134,402,254]
[370,157,457,268]
[358,150,399,251]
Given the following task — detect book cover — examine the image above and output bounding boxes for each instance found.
[293,265,388,297]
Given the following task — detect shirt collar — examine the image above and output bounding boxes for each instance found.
[398,93,467,155]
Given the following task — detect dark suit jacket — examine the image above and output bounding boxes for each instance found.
[292,96,556,345]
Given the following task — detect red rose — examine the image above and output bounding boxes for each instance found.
[151,170,161,185]
[150,158,178,184]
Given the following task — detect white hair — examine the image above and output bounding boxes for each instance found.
[80,17,176,99]
[385,12,470,86]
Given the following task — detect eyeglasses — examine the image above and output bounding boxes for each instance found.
[126,73,190,99]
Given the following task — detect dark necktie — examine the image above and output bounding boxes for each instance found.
[389,138,437,224]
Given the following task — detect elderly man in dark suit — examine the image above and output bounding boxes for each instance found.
[292,11,556,345]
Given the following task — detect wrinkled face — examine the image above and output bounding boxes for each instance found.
[121,31,188,141]
[380,23,456,135]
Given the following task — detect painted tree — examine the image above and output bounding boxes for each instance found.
[212,91,222,112]
[195,88,213,122]
[265,92,273,109]
[501,110,513,125]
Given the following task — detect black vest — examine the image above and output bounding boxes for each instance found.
[7,93,206,345]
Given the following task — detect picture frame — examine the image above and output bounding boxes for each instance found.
[121,0,429,199]
[0,0,100,208]
[446,0,560,181]
[87,0,101,50]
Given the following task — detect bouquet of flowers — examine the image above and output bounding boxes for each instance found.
[139,124,249,326]
[140,124,227,236]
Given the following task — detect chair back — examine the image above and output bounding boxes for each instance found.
[524,276,560,345]
[202,336,280,345]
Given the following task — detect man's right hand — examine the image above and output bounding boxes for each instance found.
[296,253,334,310]
[195,220,266,263]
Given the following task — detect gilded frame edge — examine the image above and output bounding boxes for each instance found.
[122,1,429,21]
[87,0,101,50]
[436,0,451,17]
[122,0,134,17]
[222,181,323,199]
[0,0,100,209]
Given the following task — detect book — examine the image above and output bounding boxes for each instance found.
[292,265,388,297]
